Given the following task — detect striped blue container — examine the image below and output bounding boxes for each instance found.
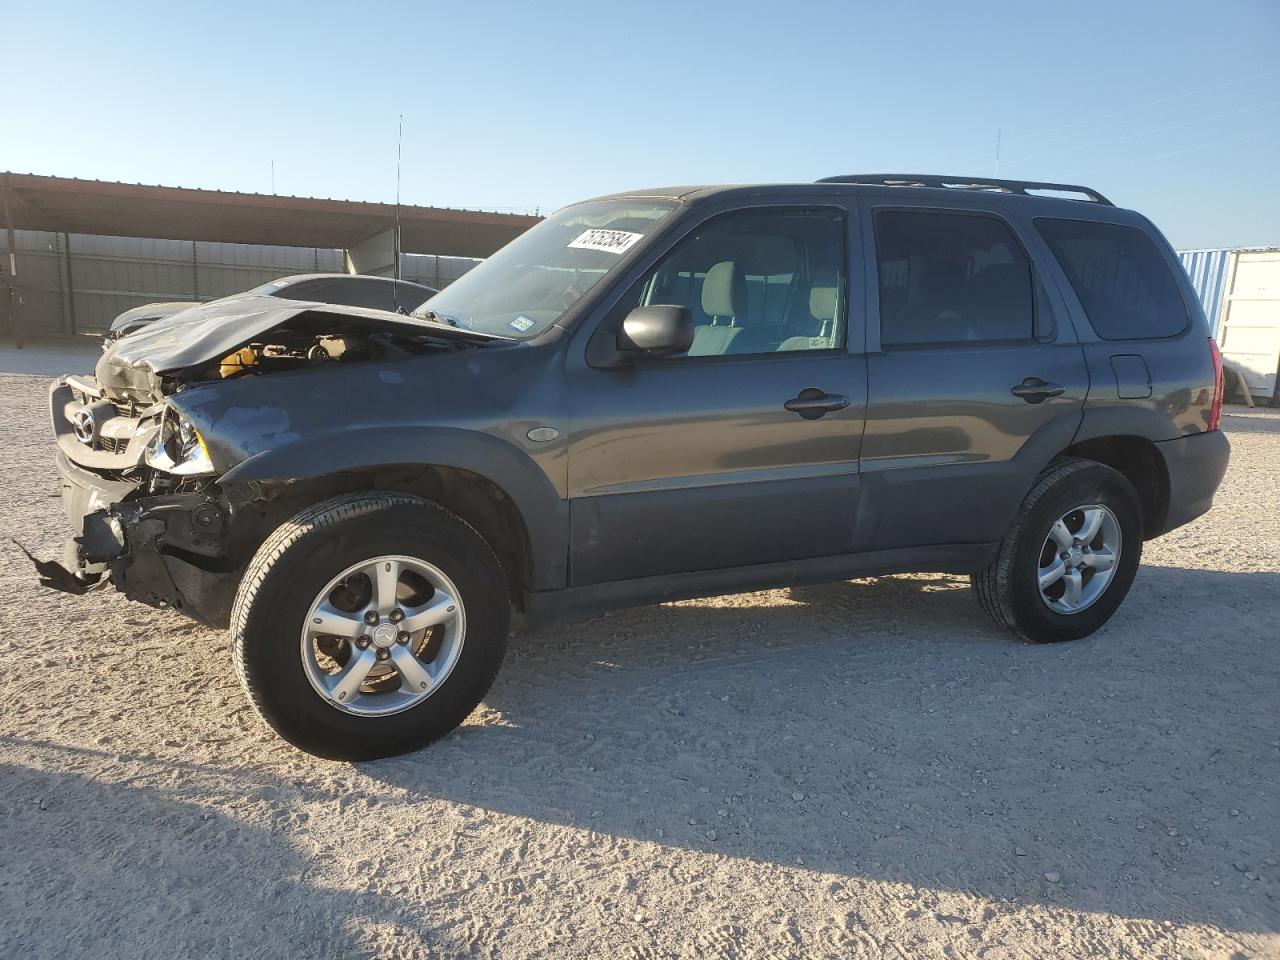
[1178,248,1233,338]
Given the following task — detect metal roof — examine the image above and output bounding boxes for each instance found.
[1,172,541,258]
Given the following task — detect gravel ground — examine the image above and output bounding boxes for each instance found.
[0,346,1276,960]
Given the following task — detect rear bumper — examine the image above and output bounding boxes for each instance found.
[1153,429,1230,536]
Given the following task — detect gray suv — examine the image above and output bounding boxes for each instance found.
[41,174,1230,760]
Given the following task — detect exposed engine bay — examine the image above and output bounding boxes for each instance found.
[96,306,485,404]
[189,323,459,384]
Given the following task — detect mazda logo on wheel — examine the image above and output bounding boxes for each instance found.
[71,409,95,445]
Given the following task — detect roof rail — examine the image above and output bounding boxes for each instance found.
[816,174,1112,206]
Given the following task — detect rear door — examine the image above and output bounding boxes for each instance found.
[564,201,869,586]
[855,204,1090,550]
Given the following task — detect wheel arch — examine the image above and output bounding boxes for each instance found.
[1056,434,1169,540]
[220,427,569,598]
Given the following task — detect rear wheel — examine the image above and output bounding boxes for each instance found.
[972,459,1143,643]
[231,492,509,760]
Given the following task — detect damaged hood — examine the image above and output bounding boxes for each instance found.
[107,300,200,334]
[94,296,509,400]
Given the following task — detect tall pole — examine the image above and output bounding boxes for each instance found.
[394,114,403,282]
[63,232,77,336]
[3,181,22,347]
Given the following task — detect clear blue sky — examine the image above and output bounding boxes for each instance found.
[5,0,1279,249]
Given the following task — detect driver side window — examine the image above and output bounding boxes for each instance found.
[615,206,847,357]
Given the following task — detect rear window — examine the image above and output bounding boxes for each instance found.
[1035,218,1188,340]
[875,210,1035,345]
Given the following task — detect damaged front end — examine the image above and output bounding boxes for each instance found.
[48,374,243,624]
[39,296,506,625]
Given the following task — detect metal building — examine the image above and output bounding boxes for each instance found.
[2,172,540,336]
[1178,249,1234,338]
[1180,246,1280,403]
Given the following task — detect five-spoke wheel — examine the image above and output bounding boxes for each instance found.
[302,556,466,716]
[232,493,509,760]
[972,459,1142,643]
[1036,504,1121,615]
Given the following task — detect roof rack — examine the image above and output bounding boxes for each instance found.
[816,174,1112,206]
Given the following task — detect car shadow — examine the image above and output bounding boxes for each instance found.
[0,760,491,960]
[359,565,1278,937]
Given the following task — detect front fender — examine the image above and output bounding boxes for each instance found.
[221,426,568,591]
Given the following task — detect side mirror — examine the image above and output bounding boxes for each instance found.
[618,305,693,357]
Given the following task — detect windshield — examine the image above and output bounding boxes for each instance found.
[414,199,676,337]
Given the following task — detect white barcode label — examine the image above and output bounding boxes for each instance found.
[567,229,644,255]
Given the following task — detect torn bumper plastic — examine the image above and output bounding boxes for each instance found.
[50,447,240,627]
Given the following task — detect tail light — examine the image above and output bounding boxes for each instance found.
[1207,338,1224,431]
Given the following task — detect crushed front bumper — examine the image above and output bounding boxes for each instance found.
[46,377,242,627]
[52,446,241,626]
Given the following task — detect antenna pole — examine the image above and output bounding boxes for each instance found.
[271,160,276,195]
[394,115,403,284]
[995,128,1002,177]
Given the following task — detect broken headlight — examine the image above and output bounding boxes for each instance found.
[145,408,215,476]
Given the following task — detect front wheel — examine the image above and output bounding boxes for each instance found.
[231,493,509,760]
[972,459,1143,643]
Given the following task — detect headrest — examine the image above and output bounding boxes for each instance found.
[969,263,1026,294]
[809,286,837,322]
[701,261,745,319]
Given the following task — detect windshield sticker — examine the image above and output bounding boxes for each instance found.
[509,315,536,333]
[567,229,644,255]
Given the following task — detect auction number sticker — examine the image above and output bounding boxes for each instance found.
[567,229,644,255]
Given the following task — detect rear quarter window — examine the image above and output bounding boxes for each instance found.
[1035,218,1188,340]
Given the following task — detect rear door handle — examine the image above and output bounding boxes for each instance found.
[1010,377,1066,404]
[785,388,849,420]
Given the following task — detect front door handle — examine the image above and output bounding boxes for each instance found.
[1011,377,1066,404]
[785,388,849,420]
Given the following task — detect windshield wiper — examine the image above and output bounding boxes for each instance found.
[408,310,515,342]
[415,309,461,328]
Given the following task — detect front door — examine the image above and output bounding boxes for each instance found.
[565,204,868,586]
[856,205,1090,550]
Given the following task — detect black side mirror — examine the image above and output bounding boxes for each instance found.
[618,305,693,357]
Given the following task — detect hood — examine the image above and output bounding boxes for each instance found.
[108,300,202,333]
[94,296,511,401]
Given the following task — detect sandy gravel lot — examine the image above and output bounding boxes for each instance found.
[0,343,1276,959]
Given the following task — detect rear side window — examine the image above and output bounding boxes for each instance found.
[874,210,1034,346]
[1035,218,1188,340]
[271,278,405,311]
[310,280,395,311]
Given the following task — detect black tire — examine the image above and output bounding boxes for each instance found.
[230,492,509,760]
[971,458,1143,643]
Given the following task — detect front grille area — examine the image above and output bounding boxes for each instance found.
[95,436,129,454]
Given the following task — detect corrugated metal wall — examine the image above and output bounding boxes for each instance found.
[195,241,343,301]
[399,252,480,290]
[1178,248,1233,337]
[8,232,480,335]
